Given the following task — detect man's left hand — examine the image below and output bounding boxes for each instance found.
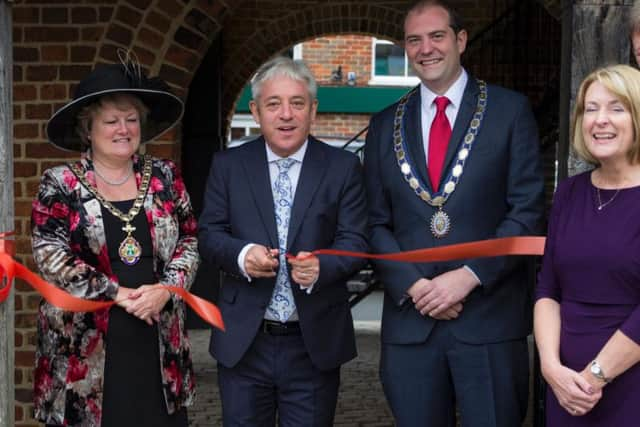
[414,268,479,317]
[288,251,319,288]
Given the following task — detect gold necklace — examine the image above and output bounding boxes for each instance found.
[70,156,152,265]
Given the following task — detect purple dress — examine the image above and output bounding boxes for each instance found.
[536,171,640,426]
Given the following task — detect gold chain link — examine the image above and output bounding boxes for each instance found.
[70,155,152,222]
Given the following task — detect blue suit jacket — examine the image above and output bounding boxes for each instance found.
[364,78,545,345]
[198,136,368,371]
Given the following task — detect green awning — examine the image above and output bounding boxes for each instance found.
[235,85,414,113]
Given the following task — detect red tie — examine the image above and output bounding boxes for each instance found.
[428,96,452,192]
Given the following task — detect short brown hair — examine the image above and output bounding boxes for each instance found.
[405,0,465,34]
[75,93,149,147]
[572,64,640,165]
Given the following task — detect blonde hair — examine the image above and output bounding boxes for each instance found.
[75,93,149,147]
[571,64,640,165]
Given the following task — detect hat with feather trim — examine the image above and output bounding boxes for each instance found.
[46,54,183,152]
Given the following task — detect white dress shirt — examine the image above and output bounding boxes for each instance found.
[237,140,312,321]
[420,68,468,163]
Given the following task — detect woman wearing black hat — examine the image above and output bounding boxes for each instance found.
[31,57,199,427]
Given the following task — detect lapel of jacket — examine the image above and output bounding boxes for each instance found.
[76,154,108,262]
[243,138,279,248]
[442,78,480,174]
[405,91,431,190]
[287,136,327,250]
[139,154,159,260]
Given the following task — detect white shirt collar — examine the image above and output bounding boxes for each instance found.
[420,68,468,112]
[265,139,308,163]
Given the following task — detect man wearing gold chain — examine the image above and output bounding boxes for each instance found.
[363,1,545,426]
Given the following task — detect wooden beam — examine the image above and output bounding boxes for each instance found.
[567,0,634,176]
[556,0,572,182]
[0,1,14,427]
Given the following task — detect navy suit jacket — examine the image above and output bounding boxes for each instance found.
[198,136,368,371]
[364,77,545,345]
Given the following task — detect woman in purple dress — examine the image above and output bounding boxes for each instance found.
[535,64,640,426]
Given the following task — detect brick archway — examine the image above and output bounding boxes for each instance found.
[94,1,232,95]
[221,3,407,124]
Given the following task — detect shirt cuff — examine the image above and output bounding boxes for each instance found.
[238,243,256,282]
[300,283,314,294]
[300,278,317,294]
[463,265,482,286]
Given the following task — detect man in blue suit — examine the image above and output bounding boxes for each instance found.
[198,56,368,426]
[364,1,544,426]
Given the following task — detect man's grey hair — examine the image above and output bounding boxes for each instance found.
[251,56,317,101]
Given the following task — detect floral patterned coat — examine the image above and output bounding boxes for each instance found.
[31,153,200,426]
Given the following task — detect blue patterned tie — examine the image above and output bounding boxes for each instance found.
[266,158,297,322]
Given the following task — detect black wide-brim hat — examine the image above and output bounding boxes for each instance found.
[46,62,184,152]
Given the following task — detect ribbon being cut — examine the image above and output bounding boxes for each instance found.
[0,233,545,331]
[0,230,225,331]
[297,236,546,262]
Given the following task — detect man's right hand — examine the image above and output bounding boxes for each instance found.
[407,278,463,320]
[244,245,279,278]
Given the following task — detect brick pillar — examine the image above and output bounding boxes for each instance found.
[0,2,15,427]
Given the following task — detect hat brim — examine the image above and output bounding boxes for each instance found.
[46,88,184,152]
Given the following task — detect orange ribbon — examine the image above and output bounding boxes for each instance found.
[0,231,225,331]
[288,236,546,261]
[1,235,545,332]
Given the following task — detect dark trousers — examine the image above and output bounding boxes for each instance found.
[217,330,340,427]
[380,321,529,427]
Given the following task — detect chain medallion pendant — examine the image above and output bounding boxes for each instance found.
[70,155,152,265]
[118,234,142,265]
[430,209,451,238]
[392,80,488,238]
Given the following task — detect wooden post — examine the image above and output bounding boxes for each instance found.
[556,0,573,182]
[0,2,14,427]
[567,0,634,176]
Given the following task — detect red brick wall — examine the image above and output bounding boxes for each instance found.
[312,114,370,141]
[303,35,372,86]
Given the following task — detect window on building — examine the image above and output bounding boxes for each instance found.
[370,38,420,86]
[292,43,303,59]
[228,114,261,148]
[283,43,303,59]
